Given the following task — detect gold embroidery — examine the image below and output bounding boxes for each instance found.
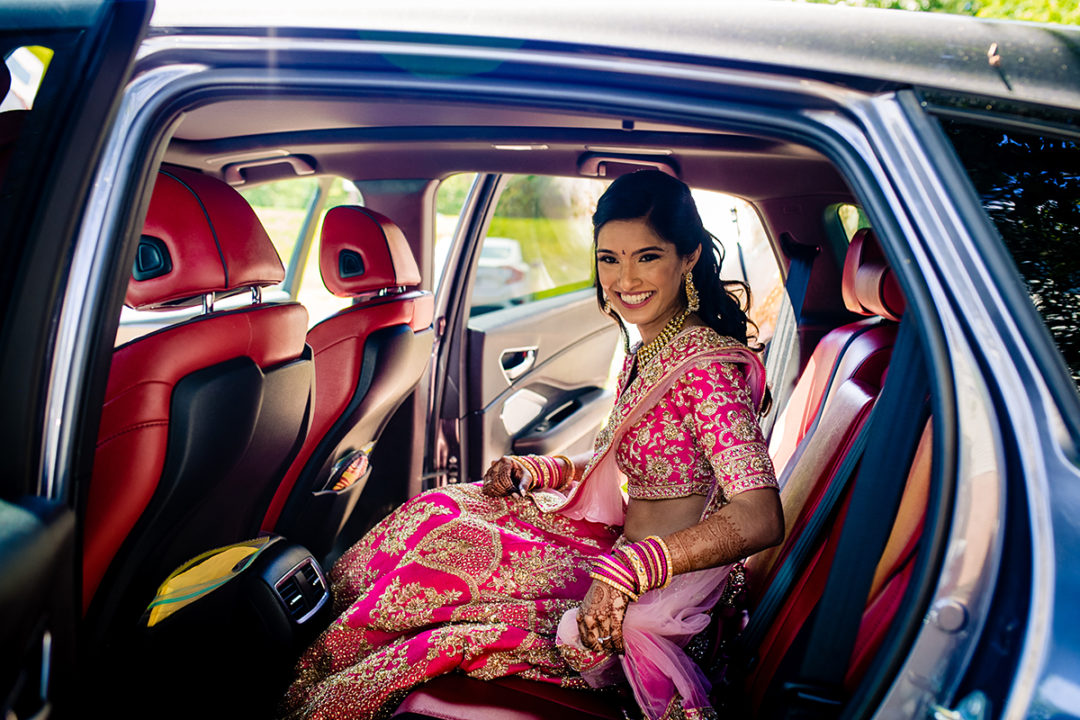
[368,576,464,631]
[489,544,590,598]
[376,495,455,557]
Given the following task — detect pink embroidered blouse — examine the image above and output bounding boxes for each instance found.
[615,348,776,505]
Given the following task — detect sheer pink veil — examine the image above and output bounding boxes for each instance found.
[545,333,766,719]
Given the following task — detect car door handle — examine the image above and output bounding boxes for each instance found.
[500,347,537,382]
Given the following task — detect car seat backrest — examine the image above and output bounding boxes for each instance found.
[263,205,434,559]
[768,228,904,476]
[85,168,313,631]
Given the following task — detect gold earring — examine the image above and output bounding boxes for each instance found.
[685,273,700,312]
[603,295,613,314]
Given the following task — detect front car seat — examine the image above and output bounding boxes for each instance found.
[262,205,434,560]
[85,167,314,638]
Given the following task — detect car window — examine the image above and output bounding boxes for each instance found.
[836,203,872,242]
[433,172,478,292]
[240,176,361,327]
[2,46,51,111]
[939,118,1080,386]
[692,189,783,345]
[469,174,606,317]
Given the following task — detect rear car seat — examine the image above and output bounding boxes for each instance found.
[392,229,924,719]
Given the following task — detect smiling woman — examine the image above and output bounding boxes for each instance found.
[279,171,782,720]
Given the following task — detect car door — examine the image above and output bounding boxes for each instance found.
[0,2,150,717]
[432,173,622,484]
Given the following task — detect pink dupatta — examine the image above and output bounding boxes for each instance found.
[541,327,767,719]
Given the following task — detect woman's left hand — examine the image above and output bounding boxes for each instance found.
[577,579,630,654]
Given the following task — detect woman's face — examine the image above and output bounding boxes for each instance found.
[596,218,700,344]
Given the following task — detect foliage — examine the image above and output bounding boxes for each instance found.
[942,119,1080,384]
[797,0,1080,23]
[436,173,476,215]
[240,177,320,210]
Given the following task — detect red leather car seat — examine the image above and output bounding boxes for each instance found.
[745,420,931,713]
[262,205,434,559]
[749,228,905,601]
[85,168,314,634]
[768,228,905,477]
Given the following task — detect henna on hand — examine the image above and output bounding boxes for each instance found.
[481,457,524,497]
[577,579,630,654]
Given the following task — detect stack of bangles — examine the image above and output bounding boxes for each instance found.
[589,536,673,601]
[509,454,576,491]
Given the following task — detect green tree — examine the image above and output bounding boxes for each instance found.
[797,0,1080,24]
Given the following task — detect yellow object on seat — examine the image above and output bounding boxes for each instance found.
[146,537,271,627]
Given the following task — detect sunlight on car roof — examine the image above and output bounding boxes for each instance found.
[149,0,649,29]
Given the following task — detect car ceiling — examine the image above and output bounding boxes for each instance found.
[162,94,852,203]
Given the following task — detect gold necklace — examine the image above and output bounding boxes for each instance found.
[636,308,690,368]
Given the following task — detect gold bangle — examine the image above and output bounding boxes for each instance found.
[621,547,649,593]
[644,536,673,589]
[553,454,576,487]
[588,571,639,602]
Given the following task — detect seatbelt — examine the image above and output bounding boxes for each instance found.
[761,233,819,439]
[722,318,917,683]
[780,232,819,327]
[735,404,871,655]
[781,318,929,718]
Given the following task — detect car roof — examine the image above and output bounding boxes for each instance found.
[149,0,1080,112]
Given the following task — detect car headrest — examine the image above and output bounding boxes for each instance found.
[319,205,421,298]
[841,228,905,322]
[126,168,285,310]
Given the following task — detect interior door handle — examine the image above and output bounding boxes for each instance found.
[500,347,537,382]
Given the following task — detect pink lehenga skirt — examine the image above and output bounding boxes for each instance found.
[278,483,619,719]
[280,333,765,720]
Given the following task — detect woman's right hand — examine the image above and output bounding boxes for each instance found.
[481,456,531,496]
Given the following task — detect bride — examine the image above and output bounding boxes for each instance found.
[280,169,784,720]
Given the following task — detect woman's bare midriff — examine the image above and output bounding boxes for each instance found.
[624,494,708,542]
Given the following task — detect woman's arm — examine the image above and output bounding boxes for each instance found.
[665,486,783,574]
[578,487,782,654]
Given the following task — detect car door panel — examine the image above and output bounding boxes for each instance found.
[0,2,150,716]
[0,498,74,720]
[466,289,620,475]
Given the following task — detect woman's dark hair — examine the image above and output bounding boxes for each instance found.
[592,169,762,352]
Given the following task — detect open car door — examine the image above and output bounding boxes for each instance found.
[436,173,622,483]
[0,2,151,718]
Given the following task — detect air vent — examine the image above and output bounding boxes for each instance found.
[299,563,325,593]
[278,576,307,620]
[274,558,329,624]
